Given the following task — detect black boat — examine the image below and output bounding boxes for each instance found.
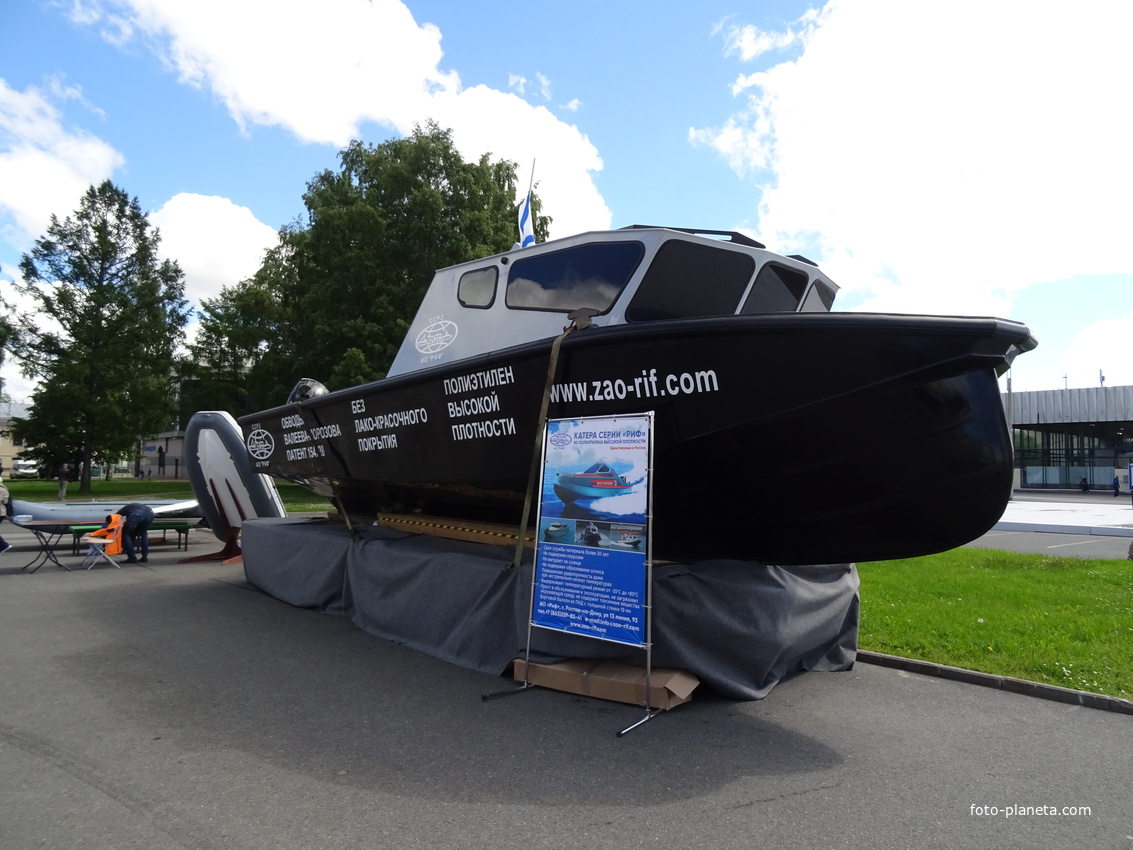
[238,226,1035,564]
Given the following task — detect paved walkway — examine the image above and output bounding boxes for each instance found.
[996,495,1133,537]
[0,510,1129,849]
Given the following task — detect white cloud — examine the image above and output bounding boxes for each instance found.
[1,192,277,402]
[3,188,275,311]
[150,194,278,307]
[0,272,65,403]
[0,79,125,247]
[45,75,107,119]
[691,2,1133,319]
[1061,316,1133,389]
[67,0,135,44]
[1004,311,1133,393]
[714,11,820,61]
[428,85,608,238]
[0,359,39,405]
[70,0,458,145]
[536,72,552,100]
[67,0,610,238]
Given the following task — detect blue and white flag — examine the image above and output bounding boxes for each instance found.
[517,192,536,248]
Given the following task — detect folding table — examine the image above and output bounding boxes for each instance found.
[13,520,75,573]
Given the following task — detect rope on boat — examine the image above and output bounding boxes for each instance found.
[510,308,597,568]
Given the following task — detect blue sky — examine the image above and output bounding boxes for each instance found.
[2,0,1131,402]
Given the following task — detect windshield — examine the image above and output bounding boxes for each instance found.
[506,241,645,313]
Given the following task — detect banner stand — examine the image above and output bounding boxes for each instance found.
[615,553,656,737]
[483,412,659,736]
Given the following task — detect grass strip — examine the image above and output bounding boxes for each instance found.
[858,549,1133,699]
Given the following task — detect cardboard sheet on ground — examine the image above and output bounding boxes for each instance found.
[241,518,859,700]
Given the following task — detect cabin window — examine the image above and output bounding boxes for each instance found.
[740,263,810,314]
[457,267,498,308]
[799,280,836,312]
[625,240,756,322]
[506,241,644,313]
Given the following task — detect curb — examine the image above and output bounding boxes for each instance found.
[857,650,1133,716]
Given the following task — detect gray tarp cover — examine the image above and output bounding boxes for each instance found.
[242,517,859,700]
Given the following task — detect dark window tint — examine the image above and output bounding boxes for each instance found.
[799,280,836,312]
[457,267,497,308]
[740,263,809,314]
[625,240,756,322]
[506,241,644,312]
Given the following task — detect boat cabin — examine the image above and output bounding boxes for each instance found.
[388,225,840,377]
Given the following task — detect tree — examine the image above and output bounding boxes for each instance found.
[10,181,189,493]
[181,229,314,415]
[290,122,551,384]
[0,291,19,400]
[190,122,551,413]
[180,251,290,419]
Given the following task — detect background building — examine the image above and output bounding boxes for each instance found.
[1,401,188,480]
[140,429,188,479]
[0,401,32,475]
[1005,385,1133,491]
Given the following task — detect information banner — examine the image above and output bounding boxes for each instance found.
[531,413,652,647]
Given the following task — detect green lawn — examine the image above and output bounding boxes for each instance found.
[858,549,1133,699]
[8,476,1130,698]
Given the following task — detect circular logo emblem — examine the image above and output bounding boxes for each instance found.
[415,320,458,354]
[247,429,275,460]
[549,432,573,447]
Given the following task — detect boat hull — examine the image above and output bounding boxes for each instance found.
[8,499,201,534]
[238,312,1032,564]
[553,475,633,502]
[185,411,287,542]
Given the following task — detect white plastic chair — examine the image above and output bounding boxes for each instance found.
[79,535,120,570]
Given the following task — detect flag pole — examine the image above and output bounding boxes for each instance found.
[518,159,537,248]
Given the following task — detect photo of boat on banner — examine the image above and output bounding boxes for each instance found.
[537,416,650,548]
[540,517,645,550]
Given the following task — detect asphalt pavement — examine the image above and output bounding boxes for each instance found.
[1,502,1130,849]
[970,489,1133,559]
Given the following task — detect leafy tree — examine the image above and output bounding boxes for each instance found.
[182,229,323,415]
[0,291,19,400]
[190,122,551,413]
[329,347,373,390]
[9,181,189,492]
[181,253,290,419]
[290,121,550,384]
[6,378,88,475]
